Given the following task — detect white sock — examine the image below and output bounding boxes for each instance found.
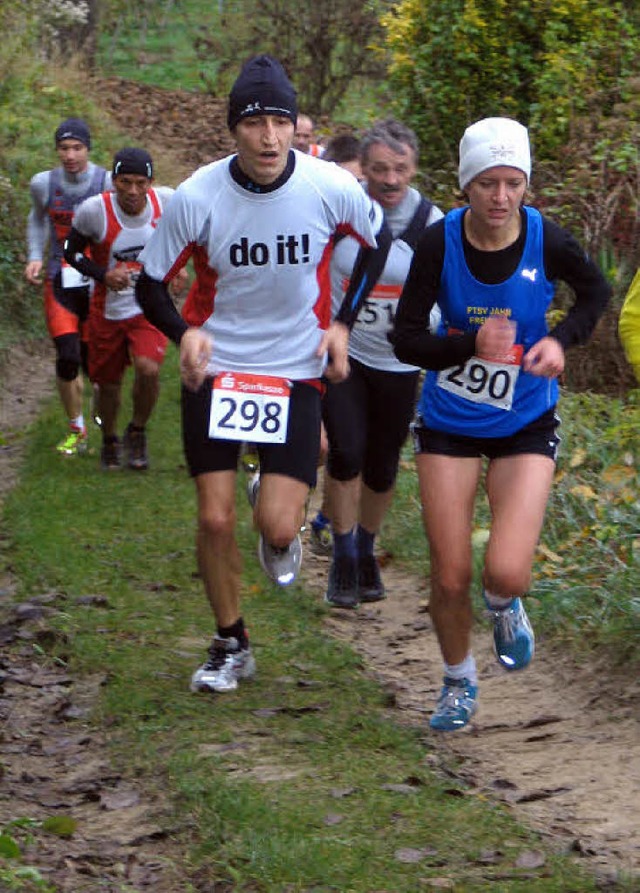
[71,414,85,431]
[444,653,477,685]
[484,589,514,611]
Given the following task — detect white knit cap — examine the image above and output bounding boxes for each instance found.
[458,117,531,190]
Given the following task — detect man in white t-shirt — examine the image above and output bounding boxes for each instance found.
[136,55,383,695]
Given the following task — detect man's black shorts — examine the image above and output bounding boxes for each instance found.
[182,377,322,485]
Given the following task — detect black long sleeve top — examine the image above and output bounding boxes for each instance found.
[390,209,611,371]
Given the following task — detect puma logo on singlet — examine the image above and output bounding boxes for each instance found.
[522,268,538,282]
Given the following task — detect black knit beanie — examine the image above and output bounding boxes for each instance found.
[227,55,297,130]
[55,118,91,149]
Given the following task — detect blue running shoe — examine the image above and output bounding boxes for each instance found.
[430,677,478,732]
[310,511,333,553]
[485,595,535,671]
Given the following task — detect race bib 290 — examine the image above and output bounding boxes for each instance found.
[437,345,523,411]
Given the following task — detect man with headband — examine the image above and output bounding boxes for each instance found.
[25,118,110,456]
[64,148,186,471]
[136,54,385,696]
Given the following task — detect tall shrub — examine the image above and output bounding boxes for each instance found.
[383,0,640,393]
[195,0,391,117]
[383,0,638,180]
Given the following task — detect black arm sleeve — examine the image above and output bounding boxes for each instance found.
[542,219,611,348]
[334,219,393,327]
[136,270,189,345]
[63,227,107,282]
[391,214,611,370]
[390,221,477,370]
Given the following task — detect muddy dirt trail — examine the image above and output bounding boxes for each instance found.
[303,507,640,885]
[0,77,638,890]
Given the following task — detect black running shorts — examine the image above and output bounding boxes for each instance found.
[182,378,322,485]
[411,406,561,462]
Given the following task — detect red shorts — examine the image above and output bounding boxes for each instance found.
[44,278,87,340]
[88,312,168,384]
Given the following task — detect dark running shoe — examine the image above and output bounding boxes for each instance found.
[325,555,359,609]
[100,436,122,471]
[358,554,386,602]
[123,422,148,471]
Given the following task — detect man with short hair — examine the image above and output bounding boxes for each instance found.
[25,118,110,455]
[323,118,443,608]
[309,131,365,552]
[323,134,362,181]
[136,55,383,695]
[293,113,324,156]
[63,148,184,470]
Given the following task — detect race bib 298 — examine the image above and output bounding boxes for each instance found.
[209,372,291,444]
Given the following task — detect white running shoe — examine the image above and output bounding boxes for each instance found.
[258,534,302,587]
[240,444,259,474]
[246,471,260,508]
[190,635,256,693]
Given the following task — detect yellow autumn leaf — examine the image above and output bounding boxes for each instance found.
[569,484,598,500]
[602,464,636,489]
[534,564,556,578]
[536,543,564,564]
[615,487,638,505]
[569,447,587,468]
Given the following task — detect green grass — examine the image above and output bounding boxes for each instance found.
[96,0,224,91]
[2,350,624,892]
